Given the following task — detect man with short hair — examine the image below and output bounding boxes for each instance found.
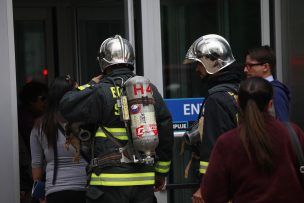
[244,45,290,121]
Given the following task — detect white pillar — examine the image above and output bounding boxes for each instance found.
[260,0,270,46]
[141,0,164,96]
[124,0,136,72]
[0,0,20,202]
[274,0,283,81]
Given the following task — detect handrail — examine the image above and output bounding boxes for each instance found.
[165,182,199,190]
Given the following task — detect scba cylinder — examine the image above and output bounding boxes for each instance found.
[125,76,159,157]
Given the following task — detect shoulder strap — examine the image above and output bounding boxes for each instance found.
[225,91,239,124]
[52,123,59,185]
[284,122,304,175]
[201,84,238,123]
[57,123,90,162]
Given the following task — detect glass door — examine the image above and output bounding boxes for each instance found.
[14,8,55,92]
[76,3,125,84]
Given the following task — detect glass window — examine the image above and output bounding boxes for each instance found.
[161,0,261,99]
[281,0,304,129]
[161,0,219,99]
[77,5,125,84]
[228,0,261,62]
[14,21,48,89]
[14,7,55,92]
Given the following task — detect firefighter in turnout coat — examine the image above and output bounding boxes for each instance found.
[183,34,242,203]
[59,35,174,203]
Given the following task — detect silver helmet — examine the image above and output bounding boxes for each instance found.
[183,34,235,74]
[97,35,135,72]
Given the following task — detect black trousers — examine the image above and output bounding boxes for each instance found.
[86,185,154,203]
[46,190,86,203]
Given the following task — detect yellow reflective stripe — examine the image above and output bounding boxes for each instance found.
[95,131,106,138]
[199,161,209,174]
[104,127,126,133]
[95,127,128,140]
[77,84,91,90]
[155,161,171,173]
[90,172,155,186]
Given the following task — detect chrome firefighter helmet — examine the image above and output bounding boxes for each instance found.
[183,34,235,74]
[97,35,135,72]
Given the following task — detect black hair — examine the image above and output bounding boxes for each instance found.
[20,81,48,104]
[36,75,77,147]
[246,45,276,72]
[238,76,274,173]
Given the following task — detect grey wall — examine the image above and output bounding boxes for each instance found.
[0,0,20,202]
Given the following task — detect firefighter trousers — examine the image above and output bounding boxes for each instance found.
[86,185,154,203]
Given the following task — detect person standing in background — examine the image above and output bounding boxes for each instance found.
[244,45,290,121]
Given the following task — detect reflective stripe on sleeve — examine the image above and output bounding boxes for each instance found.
[155,161,171,173]
[199,161,209,174]
[95,127,128,140]
[90,172,155,186]
[77,84,91,90]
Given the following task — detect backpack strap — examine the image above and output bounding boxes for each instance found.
[284,122,304,179]
[205,83,239,124]
[52,124,59,185]
[57,123,90,162]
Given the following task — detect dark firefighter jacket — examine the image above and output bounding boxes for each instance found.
[199,67,241,175]
[59,67,174,187]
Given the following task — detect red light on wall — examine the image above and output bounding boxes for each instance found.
[42,68,48,76]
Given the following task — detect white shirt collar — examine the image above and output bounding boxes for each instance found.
[265,75,274,82]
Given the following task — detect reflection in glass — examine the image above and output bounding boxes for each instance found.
[14,21,47,89]
[77,5,125,84]
[161,0,218,99]
[161,0,261,100]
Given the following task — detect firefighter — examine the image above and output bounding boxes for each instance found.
[59,35,174,203]
[183,34,242,203]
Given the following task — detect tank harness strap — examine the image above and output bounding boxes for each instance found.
[88,126,131,170]
[52,123,60,185]
[128,97,155,106]
[184,152,200,179]
[60,122,91,162]
[90,152,123,168]
[99,125,124,148]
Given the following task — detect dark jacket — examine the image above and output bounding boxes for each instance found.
[59,67,174,186]
[199,68,241,175]
[202,115,304,203]
[271,80,290,121]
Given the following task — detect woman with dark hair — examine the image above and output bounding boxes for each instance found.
[30,76,87,203]
[201,77,304,203]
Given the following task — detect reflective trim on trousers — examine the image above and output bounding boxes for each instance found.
[90,172,155,186]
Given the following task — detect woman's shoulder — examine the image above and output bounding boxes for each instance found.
[215,128,239,148]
